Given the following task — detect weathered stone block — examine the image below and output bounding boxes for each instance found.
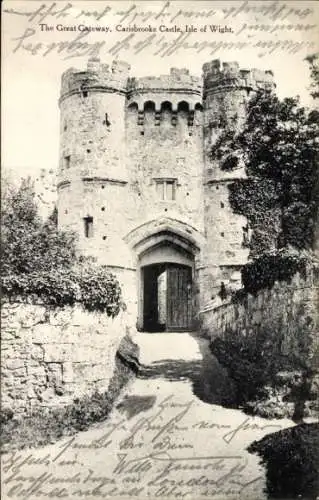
[46,363,63,385]
[32,324,57,343]
[31,344,44,360]
[62,361,74,383]
[43,344,72,362]
[5,359,25,371]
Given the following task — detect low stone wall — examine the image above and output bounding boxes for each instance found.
[1,303,134,417]
[200,269,319,367]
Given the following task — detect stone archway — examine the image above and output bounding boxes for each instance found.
[124,218,203,332]
[139,243,194,332]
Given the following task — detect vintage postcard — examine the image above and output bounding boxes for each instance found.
[1,1,319,499]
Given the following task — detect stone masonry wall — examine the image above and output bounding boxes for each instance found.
[200,269,319,367]
[1,303,131,417]
[125,103,204,237]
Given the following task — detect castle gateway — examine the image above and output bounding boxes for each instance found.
[57,58,274,331]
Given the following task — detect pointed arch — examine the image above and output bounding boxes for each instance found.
[126,218,202,332]
[195,102,203,111]
[124,217,204,257]
[127,101,138,111]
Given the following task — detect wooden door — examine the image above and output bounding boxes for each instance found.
[166,265,192,330]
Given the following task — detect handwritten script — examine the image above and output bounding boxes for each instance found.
[1,394,284,498]
[3,0,318,59]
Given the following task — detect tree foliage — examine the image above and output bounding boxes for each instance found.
[211,89,318,256]
[1,178,124,315]
[2,178,77,275]
[305,53,319,99]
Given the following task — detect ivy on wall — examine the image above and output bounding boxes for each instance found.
[228,178,282,257]
[241,249,310,295]
[2,266,124,316]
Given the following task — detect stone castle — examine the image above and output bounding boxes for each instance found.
[57,57,274,332]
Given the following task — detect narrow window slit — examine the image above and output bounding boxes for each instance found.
[84,216,93,238]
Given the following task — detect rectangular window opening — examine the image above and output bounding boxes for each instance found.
[64,155,71,169]
[84,216,93,238]
[156,181,165,200]
[155,179,177,201]
[166,181,176,201]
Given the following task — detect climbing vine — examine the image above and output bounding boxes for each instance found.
[228,178,282,257]
[241,249,310,295]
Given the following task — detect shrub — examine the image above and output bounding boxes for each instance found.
[1,178,77,275]
[248,423,319,498]
[77,264,125,315]
[211,328,293,405]
[2,266,124,316]
[1,177,124,315]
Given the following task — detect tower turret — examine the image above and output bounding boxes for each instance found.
[59,57,130,184]
[57,57,133,270]
[203,59,275,180]
[200,60,275,302]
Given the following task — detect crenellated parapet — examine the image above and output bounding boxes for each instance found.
[59,58,131,104]
[128,68,202,94]
[127,68,202,111]
[203,59,275,98]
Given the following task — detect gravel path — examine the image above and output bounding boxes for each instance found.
[2,332,295,499]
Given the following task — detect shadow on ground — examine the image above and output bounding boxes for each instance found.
[116,395,157,419]
[137,333,237,408]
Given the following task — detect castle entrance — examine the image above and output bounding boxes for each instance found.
[142,263,193,332]
[131,227,199,333]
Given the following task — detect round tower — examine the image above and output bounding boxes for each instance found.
[201,60,275,301]
[57,58,139,318]
[57,57,133,265]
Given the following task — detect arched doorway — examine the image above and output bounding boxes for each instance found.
[142,263,192,331]
[139,243,194,332]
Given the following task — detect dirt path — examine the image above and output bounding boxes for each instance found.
[2,332,295,499]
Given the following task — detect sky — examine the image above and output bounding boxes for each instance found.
[2,0,319,196]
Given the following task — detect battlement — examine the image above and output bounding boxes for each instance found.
[60,58,131,101]
[60,57,276,104]
[127,68,202,96]
[203,59,275,95]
